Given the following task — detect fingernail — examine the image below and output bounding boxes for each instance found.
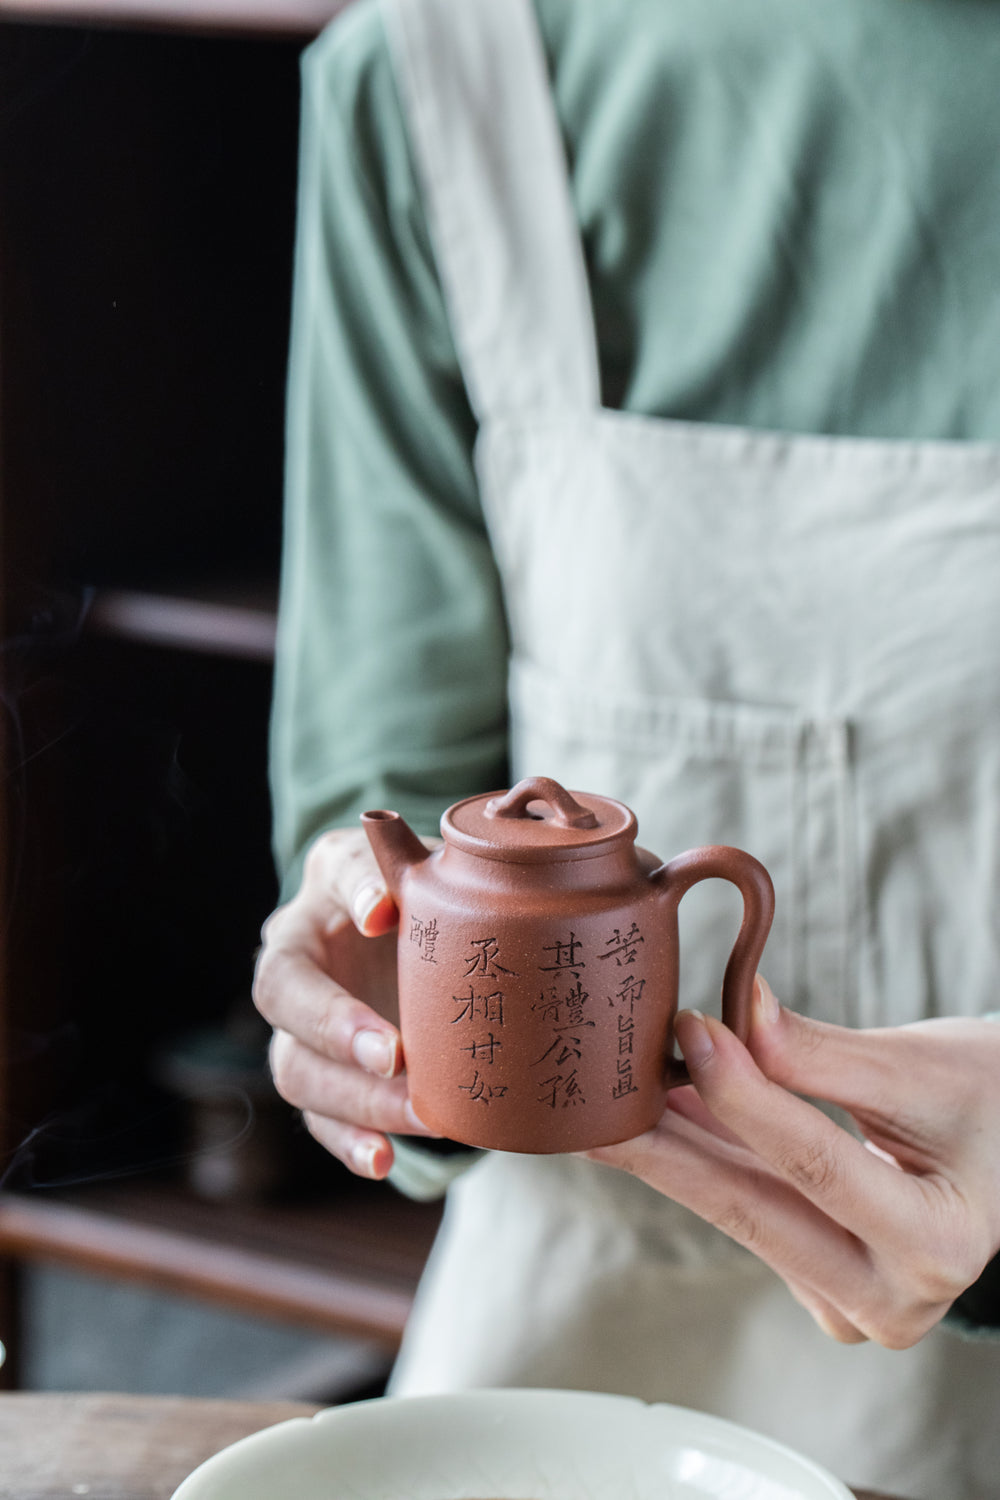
[404,1099,441,1136]
[351,881,388,932]
[352,1028,398,1077]
[351,1138,380,1176]
[678,1009,715,1067]
[755,975,780,1025]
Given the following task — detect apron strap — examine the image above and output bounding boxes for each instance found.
[383,0,601,420]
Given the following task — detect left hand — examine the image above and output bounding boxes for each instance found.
[587,978,1000,1349]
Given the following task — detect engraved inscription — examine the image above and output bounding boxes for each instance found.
[607,973,645,1014]
[463,936,516,979]
[533,932,592,1109]
[454,938,514,1104]
[532,1022,593,1069]
[612,1055,639,1099]
[452,987,505,1026]
[597,922,644,967]
[409,916,439,963]
[459,1069,508,1104]
[603,924,646,1099]
[461,1032,502,1064]
[539,932,585,973]
[537,1068,586,1110]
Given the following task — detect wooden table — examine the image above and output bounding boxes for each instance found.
[0,1393,911,1500]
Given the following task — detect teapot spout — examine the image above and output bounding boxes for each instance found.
[361,809,431,900]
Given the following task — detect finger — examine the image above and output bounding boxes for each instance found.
[269,1029,435,1136]
[302,831,399,938]
[674,1008,921,1245]
[747,978,933,1126]
[255,941,402,1074]
[592,1110,954,1347]
[746,980,984,1174]
[748,978,891,1099]
[591,1107,877,1319]
[664,1083,750,1148]
[301,1114,395,1180]
[784,1277,868,1345]
[344,834,443,936]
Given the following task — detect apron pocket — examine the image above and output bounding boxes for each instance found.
[508,655,857,1023]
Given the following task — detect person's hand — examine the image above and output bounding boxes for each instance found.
[588,979,1000,1349]
[252,827,441,1178]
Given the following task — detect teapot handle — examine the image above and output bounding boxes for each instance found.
[651,846,774,1087]
[484,776,598,830]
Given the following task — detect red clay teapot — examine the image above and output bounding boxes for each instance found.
[363,776,774,1153]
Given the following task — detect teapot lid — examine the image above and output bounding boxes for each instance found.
[441,776,636,863]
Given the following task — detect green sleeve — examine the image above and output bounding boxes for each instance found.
[270,3,510,901]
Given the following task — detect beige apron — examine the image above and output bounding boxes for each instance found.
[381,1,1000,1494]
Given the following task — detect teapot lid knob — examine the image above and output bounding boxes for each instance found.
[484,777,598,830]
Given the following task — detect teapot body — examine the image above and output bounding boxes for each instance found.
[396,841,676,1152]
[363,777,773,1155]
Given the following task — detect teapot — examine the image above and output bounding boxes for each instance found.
[363,776,774,1153]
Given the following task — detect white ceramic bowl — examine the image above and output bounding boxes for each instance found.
[171,1388,854,1500]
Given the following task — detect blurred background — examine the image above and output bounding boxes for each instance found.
[0,0,440,1404]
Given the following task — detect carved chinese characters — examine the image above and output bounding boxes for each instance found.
[600,924,645,1103]
[534,931,590,1110]
[409,916,439,964]
[396,905,663,1150]
[453,935,511,1108]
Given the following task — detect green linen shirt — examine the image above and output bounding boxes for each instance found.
[271,0,1000,899]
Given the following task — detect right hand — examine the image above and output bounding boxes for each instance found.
[590,982,1000,1348]
[252,827,441,1179]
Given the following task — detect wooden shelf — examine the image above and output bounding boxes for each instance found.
[85,583,278,660]
[0,1178,443,1346]
[0,0,346,38]
[0,0,369,1394]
